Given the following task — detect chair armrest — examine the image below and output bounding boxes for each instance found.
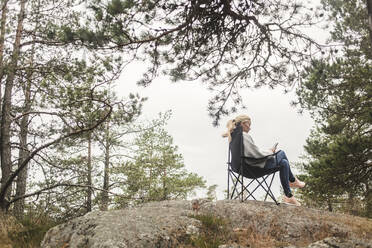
[241,150,281,165]
[242,156,269,161]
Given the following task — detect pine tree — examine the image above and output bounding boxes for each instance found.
[295,0,372,217]
[114,125,205,207]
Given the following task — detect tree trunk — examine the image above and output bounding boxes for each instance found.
[101,125,110,211]
[14,63,33,219]
[365,183,372,218]
[367,0,372,46]
[86,133,92,212]
[162,169,167,200]
[347,192,355,215]
[162,154,167,201]
[0,0,27,212]
[0,0,9,107]
[327,199,333,212]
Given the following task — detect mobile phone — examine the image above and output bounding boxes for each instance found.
[273,142,278,150]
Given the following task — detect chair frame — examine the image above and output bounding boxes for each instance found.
[226,127,281,205]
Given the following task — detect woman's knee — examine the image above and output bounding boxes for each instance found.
[279,158,289,168]
[277,150,286,157]
[276,150,287,161]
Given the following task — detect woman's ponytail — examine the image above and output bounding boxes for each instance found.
[222,119,236,142]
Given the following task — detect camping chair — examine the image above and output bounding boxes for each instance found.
[227,123,281,205]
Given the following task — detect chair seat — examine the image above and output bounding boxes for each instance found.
[231,163,281,179]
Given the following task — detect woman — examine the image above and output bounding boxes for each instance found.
[223,114,305,206]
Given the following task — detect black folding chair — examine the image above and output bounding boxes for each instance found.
[227,123,281,205]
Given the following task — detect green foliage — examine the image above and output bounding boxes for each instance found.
[107,0,135,15]
[186,214,230,248]
[296,0,372,217]
[114,124,206,207]
[321,0,371,57]
[206,184,218,201]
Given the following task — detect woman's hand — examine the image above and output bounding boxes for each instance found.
[271,142,278,153]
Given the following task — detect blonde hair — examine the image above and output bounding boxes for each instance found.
[222,114,251,141]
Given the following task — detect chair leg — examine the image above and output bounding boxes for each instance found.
[241,174,244,202]
[229,171,243,200]
[227,167,230,199]
[264,173,275,201]
[243,174,280,205]
[243,177,269,201]
[228,170,280,205]
[230,174,240,199]
[261,174,280,205]
[243,176,269,199]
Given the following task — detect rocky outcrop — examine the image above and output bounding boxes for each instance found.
[305,237,372,248]
[41,200,372,248]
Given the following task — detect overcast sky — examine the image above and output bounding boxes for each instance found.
[116,62,315,200]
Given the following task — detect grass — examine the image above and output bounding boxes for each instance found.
[0,212,21,248]
[181,214,288,248]
[321,212,372,240]
[184,214,229,248]
[0,213,58,248]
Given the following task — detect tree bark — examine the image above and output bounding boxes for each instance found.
[0,0,9,107]
[86,133,92,212]
[0,0,27,209]
[347,192,355,215]
[101,124,110,211]
[365,182,372,218]
[367,0,372,47]
[162,154,167,201]
[162,169,167,200]
[14,62,33,219]
[327,199,333,212]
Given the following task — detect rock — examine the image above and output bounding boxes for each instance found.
[198,200,372,245]
[185,224,199,235]
[219,243,248,248]
[41,200,200,248]
[284,237,372,248]
[306,237,372,248]
[41,200,372,248]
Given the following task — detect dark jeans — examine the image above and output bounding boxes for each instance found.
[264,150,295,197]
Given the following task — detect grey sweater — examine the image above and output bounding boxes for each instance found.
[243,132,274,168]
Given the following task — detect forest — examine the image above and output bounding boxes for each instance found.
[0,0,371,246]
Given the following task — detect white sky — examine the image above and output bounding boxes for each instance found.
[116,62,315,200]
